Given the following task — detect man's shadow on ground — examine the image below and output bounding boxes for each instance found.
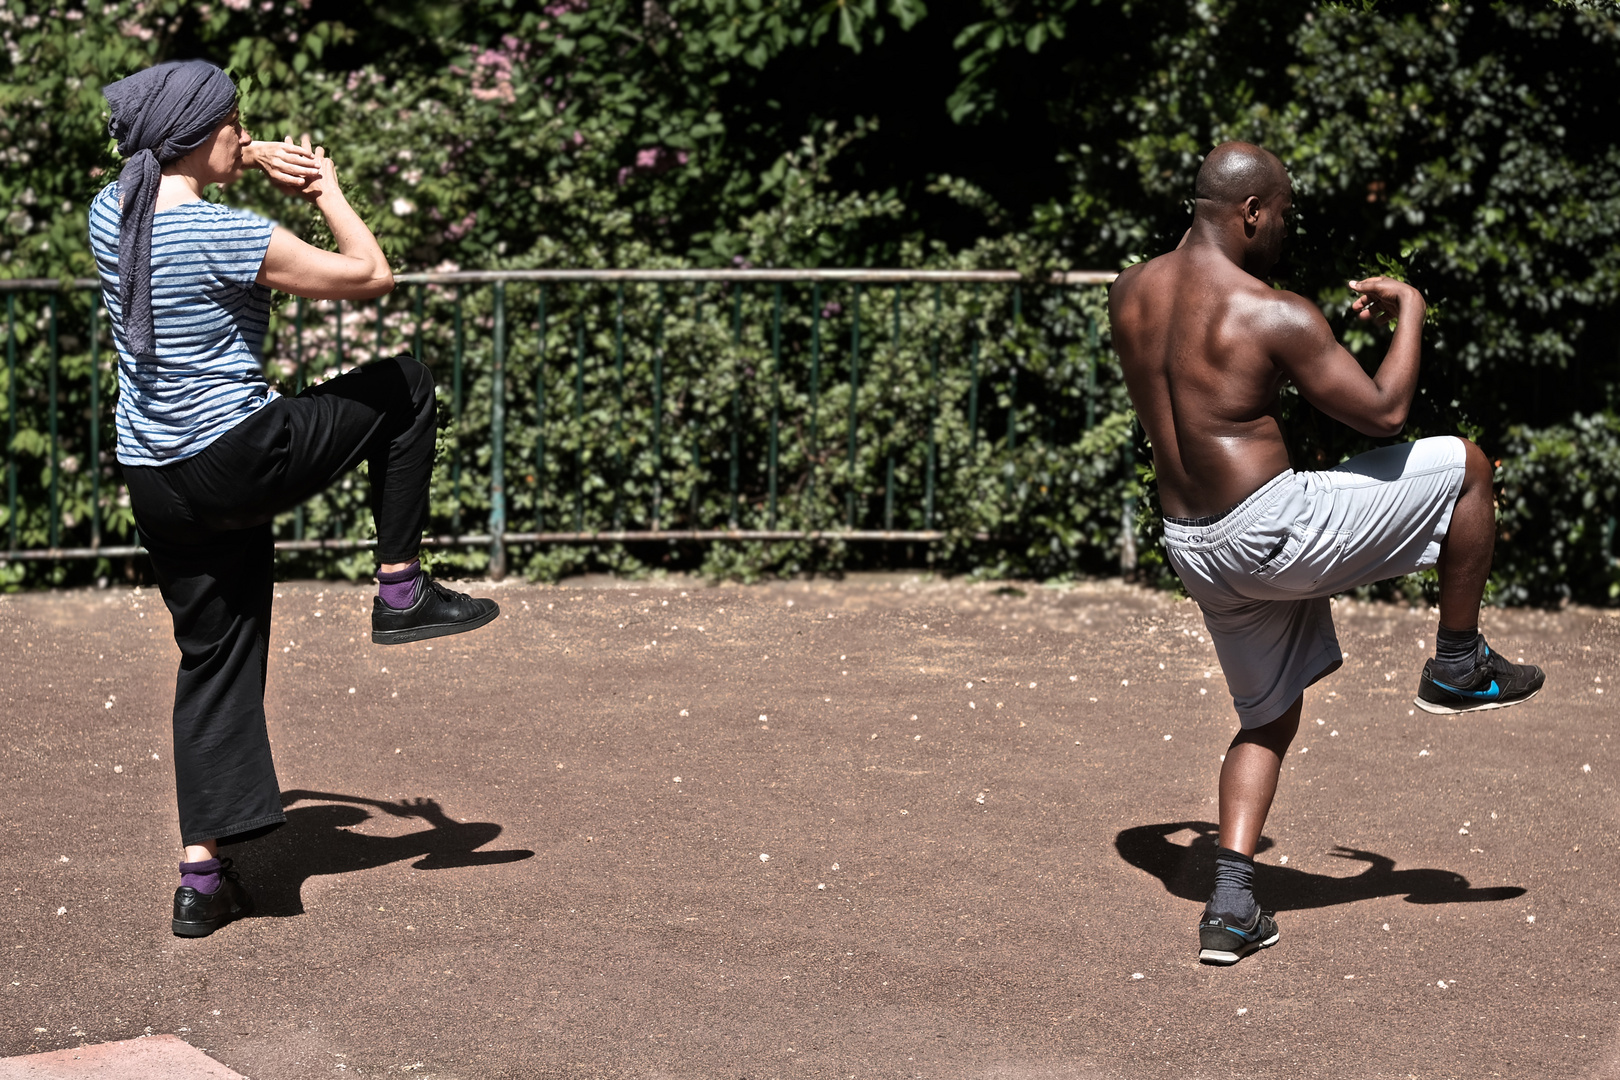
[240,790,535,917]
[1116,821,1526,909]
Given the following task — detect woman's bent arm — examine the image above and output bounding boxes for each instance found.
[257,138,392,301]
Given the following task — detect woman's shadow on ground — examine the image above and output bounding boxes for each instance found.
[240,789,535,917]
[1116,821,1526,909]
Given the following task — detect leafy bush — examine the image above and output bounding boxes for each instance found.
[1,0,1615,603]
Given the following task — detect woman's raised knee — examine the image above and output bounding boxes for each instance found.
[393,355,435,406]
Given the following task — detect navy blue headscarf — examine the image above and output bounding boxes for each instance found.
[102,61,239,356]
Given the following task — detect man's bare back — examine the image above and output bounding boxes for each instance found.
[1108,143,1425,519]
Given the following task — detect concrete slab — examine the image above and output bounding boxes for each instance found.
[0,1035,245,1079]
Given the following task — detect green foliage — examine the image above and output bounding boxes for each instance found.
[1494,413,1620,604]
[1,0,1616,602]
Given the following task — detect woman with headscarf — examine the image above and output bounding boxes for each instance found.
[90,60,499,938]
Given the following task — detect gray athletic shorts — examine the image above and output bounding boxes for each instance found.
[1160,436,1469,728]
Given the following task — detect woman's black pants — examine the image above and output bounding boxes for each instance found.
[122,357,436,847]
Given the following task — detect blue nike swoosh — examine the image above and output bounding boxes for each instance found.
[1207,920,1259,939]
[1431,679,1500,699]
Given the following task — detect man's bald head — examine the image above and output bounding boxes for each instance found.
[1194,142,1289,206]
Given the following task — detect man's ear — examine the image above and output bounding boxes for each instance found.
[1242,195,1262,225]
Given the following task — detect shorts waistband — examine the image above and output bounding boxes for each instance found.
[1160,469,1294,548]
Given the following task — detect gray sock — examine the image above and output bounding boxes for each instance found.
[1432,624,1483,681]
[1207,846,1259,925]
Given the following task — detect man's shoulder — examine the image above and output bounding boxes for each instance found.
[1234,283,1328,335]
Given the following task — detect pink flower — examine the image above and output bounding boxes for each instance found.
[445,212,478,241]
[617,146,692,185]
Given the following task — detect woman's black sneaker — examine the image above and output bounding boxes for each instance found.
[1198,909,1279,965]
[371,574,500,645]
[1416,642,1544,714]
[172,858,253,937]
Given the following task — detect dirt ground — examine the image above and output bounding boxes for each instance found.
[1,574,1616,1079]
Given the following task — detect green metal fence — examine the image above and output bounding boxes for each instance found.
[2,269,1136,581]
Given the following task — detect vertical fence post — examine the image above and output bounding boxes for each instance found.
[689,284,703,526]
[846,284,862,529]
[1121,421,1138,577]
[652,285,665,529]
[6,293,17,552]
[612,282,626,530]
[574,312,586,532]
[967,285,981,455]
[768,283,781,529]
[451,289,464,535]
[729,285,742,529]
[925,284,940,530]
[47,294,59,550]
[1005,285,1020,503]
[1085,314,1098,431]
[412,284,424,362]
[489,281,507,580]
[88,299,101,551]
[294,298,306,541]
[806,284,822,519]
[885,287,899,531]
[535,284,547,532]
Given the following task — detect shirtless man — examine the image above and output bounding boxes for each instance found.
[1108,141,1545,965]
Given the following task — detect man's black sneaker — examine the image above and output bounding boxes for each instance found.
[1416,642,1544,715]
[372,574,499,645]
[172,858,252,937]
[1198,909,1279,965]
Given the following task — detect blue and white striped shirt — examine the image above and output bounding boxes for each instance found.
[89,184,278,466]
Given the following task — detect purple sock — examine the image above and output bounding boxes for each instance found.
[378,560,422,610]
[179,858,222,895]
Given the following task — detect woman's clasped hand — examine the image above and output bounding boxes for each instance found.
[243,133,328,199]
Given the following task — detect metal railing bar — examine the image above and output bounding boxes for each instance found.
[0,270,1119,293]
[2,527,991,561]
[387,269,1119,285]
[0,278,102,291]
